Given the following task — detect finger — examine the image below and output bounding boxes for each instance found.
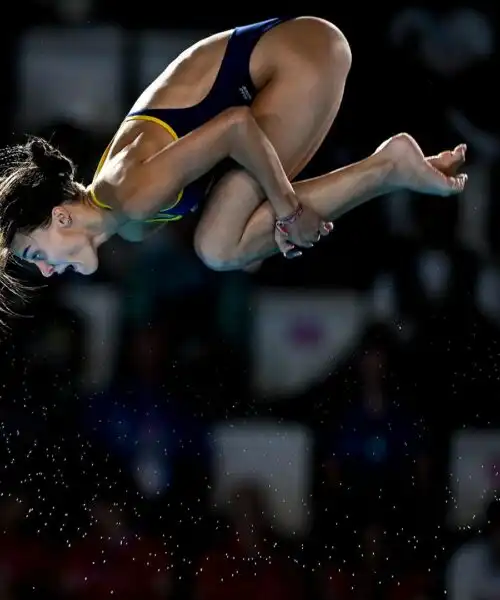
[285,248,303,259]
[277,237,296,255]
[320,223,332,236]
[306,231,322,243]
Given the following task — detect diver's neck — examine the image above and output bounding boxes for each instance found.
[81,188,121,244]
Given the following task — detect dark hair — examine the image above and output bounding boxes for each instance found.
[0,136,80,319]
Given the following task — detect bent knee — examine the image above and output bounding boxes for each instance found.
[331,26,352,74]
[193,231,237,272]
[295,18,351,61]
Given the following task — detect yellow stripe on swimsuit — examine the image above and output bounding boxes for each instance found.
[90,115,185,223]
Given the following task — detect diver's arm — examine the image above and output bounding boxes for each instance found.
[98,107,299,221]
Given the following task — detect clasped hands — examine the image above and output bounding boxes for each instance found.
[274,203,333,259]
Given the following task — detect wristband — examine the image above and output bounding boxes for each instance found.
[275,204,303,235]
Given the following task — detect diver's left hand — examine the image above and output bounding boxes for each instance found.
[275,216,333,259]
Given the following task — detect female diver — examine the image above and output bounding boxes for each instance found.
[0,17,466,293]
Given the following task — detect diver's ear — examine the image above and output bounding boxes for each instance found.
[52,206,73,229]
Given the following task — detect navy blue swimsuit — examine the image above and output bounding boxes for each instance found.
[124,17,291,222]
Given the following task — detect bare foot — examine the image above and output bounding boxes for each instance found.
[376,133,468,196]
[427,145,466,175]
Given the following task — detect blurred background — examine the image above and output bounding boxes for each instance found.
[0,2,499,599]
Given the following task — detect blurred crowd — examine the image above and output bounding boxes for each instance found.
[1,2,500,600]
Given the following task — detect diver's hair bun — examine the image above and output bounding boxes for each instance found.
[28,137,75,180]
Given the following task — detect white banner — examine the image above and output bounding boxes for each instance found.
[251,288,366,397]
[211,420,312,536]
[448,429,500,528]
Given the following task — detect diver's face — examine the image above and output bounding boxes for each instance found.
[12,206,98,277]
